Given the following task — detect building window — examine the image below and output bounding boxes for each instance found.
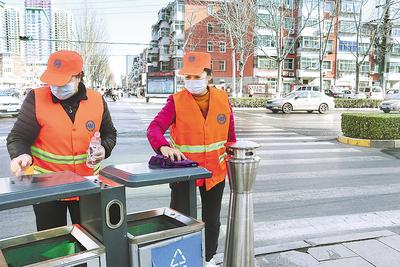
[301,37,319,49]
[360,62,370,73]
[207,4,214,15]
[219,42,226,53]
[302,17,318,28]
[324,1,335,13]
[219,60,226,71]
[257,35,276,48]
[257,13,273,27]
[284,17,294,33]
[338,40,369,53]
[257,57,277,69]
[284,37,295,53]
[283,58,294,70]
[339,21,356,33]
[175,58,183,69]
[177,3,184,12]
[323,61,332,70]
[326,40,333,53]
[298,57,319,70]
[389,63,400,73]
[207,41,213,52]
[392,28,400,37]
[392,44,400,55]
[207,23,213,33]
[338,60,356,72]
[324,21,332,34]
[341,0,360,13]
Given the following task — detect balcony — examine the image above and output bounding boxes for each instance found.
[384,72,400,81]
[159,21,170,29]
[159,54,170,62]
[172,48,184,58]
[159,36,170,45]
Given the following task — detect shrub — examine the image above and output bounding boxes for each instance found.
[229,97,269,108]
[334,99,382,108]
[342,113,400,140]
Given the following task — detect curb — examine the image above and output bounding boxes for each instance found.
[338,135,400,148]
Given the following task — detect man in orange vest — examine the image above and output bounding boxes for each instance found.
[7,50,117,231]
[147,51,237,266]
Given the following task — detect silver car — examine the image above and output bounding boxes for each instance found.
[0,91,21,117]
[379,99,400,113]
[266,91,335,114]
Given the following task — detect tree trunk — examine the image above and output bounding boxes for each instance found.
[231,49,237,97]
[319,59,323,92]
[277,60,283,97]
[355,62,360,94]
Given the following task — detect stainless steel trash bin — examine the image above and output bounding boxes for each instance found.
[128,207,204,267]
[0,225,106,267]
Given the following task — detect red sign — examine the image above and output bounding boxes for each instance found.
[147,72,174,77]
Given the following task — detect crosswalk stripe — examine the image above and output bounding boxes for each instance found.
[256,166,400,181]
[249,210,400,242]
[242,137,316,141]
[222,184,400,205]
[254,141,335,147]
[237,132,299,136]
[259,156,387,166]
[256,148,361,155]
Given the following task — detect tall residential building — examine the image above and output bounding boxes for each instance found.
[5,7,23,54]
[126,55,135,76]
[24,0,52,65]
[52,9,73,51]
[0,1,6,53]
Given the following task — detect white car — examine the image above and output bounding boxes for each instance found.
[342,90,367,99]
[266,91,335,114]
[0,91,22,117]
[359,86,384,100]
[379,99,400,113]
[385,89,400,100]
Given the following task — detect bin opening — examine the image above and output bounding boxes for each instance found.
[3,234,86,267]
[128,215,186,236]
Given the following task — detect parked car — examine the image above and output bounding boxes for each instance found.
[266,91,334,114]
[294,85,320,92]
[342,90,367,99]
[384,89,400,100]
[0,91,22,117]
[359,86,384,100]
[379,99,400,113]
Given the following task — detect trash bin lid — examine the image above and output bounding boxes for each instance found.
[100,163,212,187]
[0,172,100,211]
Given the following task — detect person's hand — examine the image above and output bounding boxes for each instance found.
[10,154,32,176]
[90,145,106,165]
[159,146,186,161]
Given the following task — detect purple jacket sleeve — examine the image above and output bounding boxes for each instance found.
[147,95,176,153]
[146,95,237,153]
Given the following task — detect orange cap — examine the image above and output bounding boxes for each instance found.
[179,51,211,76]
[40,50,83,86]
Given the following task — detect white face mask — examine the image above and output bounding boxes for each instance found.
[184,78,207,95]
[50,81,77,100]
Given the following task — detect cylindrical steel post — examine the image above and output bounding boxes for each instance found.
[223,141,260,267]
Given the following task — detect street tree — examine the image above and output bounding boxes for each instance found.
[73,4,111,88]
[256,0,320,96]
[190,0,256,97]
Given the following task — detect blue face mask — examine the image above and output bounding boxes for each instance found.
[184,78,207,95]
[50,81,76,100]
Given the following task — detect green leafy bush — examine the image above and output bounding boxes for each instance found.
[334,99,382,108]
[342,113,400,140]
[229,97,269,108]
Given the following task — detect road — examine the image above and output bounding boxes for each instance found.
[1,98,400,255]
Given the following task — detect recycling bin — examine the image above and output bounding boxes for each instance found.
[127,207,204,267]
[0,225,106,267]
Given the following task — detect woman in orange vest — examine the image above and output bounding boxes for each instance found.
[7,50,117,231]
[147,51,236,266]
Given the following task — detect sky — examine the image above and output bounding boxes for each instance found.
[4,0,172,82]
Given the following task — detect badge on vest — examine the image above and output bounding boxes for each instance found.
[217,114,226,124]
[86,120,96,131]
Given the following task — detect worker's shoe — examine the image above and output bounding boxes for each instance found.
[205,258,218,267]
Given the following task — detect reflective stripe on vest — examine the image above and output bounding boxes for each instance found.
[31,146,87,165]
[170,137,227,153]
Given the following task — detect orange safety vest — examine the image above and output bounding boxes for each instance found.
[31,86,103,178]
[171,87,230,191]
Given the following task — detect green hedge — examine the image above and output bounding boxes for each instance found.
[334,99,382,108]
[229,97,382,108]
[229,97,269,108]
[342,113,400,140]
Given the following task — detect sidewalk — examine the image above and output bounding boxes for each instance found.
[214,230,400,266]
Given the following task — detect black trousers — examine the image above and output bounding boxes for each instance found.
[170,181,225,261]
[33,200,81,231]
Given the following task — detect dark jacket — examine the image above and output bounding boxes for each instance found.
[7,83,117,159]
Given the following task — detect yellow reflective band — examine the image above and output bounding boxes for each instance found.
[170,138,227,154]
[219,152,227,163]
[31,146,87,165]
[33,165,53,174]
[94,164,100,175]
